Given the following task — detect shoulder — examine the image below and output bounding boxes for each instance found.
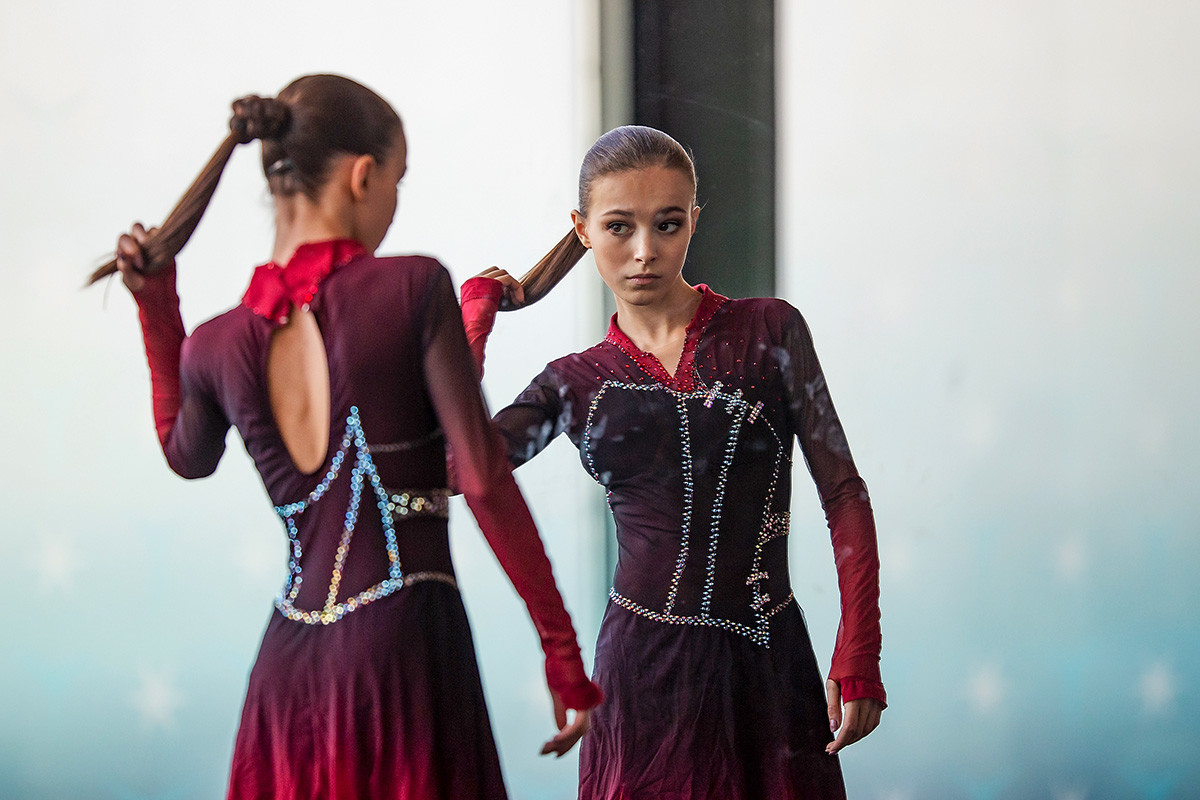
[546,339,620,379]
[341,253,449,291]
[181,305,258,386]
[712,295,809,341]
[189,304,256,350]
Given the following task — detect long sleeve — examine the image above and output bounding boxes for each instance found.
[422,268,602,711]
[132,265,229,479]
[460,276,569,467]
[777,304,886,707]
[460,276,502,377]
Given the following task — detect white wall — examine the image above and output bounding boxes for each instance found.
[0,2,608,798]
[779,1,1200,796]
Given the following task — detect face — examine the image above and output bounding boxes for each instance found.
[573,165,700,308]
[355,128,408,252]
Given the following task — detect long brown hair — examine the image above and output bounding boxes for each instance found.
[504,125,697,310]
[88,74,402,285]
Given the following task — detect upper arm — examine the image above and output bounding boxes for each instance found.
[418,266,513,495]
[163,335,230,479]
[492,366,572,468]
[776,304,861,506]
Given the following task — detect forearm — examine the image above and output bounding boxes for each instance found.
[825,478,886,706]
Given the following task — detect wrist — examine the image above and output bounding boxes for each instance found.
[461,276,503,306]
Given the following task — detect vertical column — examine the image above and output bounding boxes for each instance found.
[633,0,776,299]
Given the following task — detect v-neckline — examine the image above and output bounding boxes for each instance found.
[604,284,727,392]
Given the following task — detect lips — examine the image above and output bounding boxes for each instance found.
[627,273,660,286]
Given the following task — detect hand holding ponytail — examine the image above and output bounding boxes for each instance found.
[88,95,291,286]
[499,229,588,310]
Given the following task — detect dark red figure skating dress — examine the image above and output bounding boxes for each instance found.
[130,240,601,800]
[463,280,885,800]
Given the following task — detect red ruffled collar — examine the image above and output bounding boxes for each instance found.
[242,239,367,323]
[604,284,727,392]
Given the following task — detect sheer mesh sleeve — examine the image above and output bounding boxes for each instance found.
[491,368,573,468]
[776,304,886,706]
[460,276,502,378]
[421,267,602,711]
[459,275,571,468]
[132,265,229,479]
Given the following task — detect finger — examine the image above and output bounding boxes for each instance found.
[826,701,878,754]
[494,275,526,306]
[552,691,567,731]
[540,709,589,757]
[827,699,859,755]
[826,714,860,754]
[115,233,148,291]
[825,679,842,733]
[477,266,510,279]
[116,233,144,270]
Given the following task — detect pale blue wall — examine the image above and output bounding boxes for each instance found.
[778,2,1200,797]
[2,1,1198,799]
[0,2,607,798]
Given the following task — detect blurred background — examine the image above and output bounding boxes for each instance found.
[1,1,1197,798]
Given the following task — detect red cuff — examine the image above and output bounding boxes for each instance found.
[132,265,185,448]
[461,276,503,305]
[834,676,887,708]
[460,277,502,378]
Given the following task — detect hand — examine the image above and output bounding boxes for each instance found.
[476,266,525,308]
[540,690,590,757]
[825,679,883,755]
[115,222,168,292]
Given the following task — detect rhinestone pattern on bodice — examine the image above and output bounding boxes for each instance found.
[273,407,455,625]
[583,374,795,647]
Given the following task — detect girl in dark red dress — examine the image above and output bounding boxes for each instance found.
[96,74,601,800]
[461,126,886,799]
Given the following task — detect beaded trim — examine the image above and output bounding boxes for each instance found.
[365,427,443,454]
[382,487,450,519]
[609,588,796,648]
[603,285,727,392]
[584,377,794,647]
[273,407,455,625]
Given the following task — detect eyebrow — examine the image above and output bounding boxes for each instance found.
[599,206,690,218]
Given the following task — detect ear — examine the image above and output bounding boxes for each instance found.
[570,209,592,248]
[348,153,378,203]
[690,204,701,234]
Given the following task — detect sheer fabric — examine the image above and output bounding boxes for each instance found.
[131,242,599,800]
[462,279,884,799]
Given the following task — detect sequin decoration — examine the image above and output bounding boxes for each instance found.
[583,376,797,648]
[273,407,456,625]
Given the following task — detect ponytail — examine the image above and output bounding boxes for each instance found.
[87,95,290,285]
[503,229,589,310]
[90,75,400,287]
[504,125,697,311]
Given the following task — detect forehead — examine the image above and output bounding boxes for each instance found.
[590,165,695,213]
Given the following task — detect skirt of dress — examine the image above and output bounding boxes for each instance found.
[226,582,507,800]
[579,602,846,800]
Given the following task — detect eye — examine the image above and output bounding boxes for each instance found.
[659,220,682,233]
[606,221,630,235]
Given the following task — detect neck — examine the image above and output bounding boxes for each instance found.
[271,194,357,265]
[613,277,703,348]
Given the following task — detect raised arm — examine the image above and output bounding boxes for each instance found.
[776,304,886,711]
[460,274,571,467]
[421,267,602,721]
[117,225,229,479]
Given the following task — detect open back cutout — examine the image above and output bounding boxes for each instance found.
[267,307,331,475]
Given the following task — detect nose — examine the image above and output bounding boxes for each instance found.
[633,229,657,265]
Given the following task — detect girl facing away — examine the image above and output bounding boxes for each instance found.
[461,125,885,799]
[96,74,601,799]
